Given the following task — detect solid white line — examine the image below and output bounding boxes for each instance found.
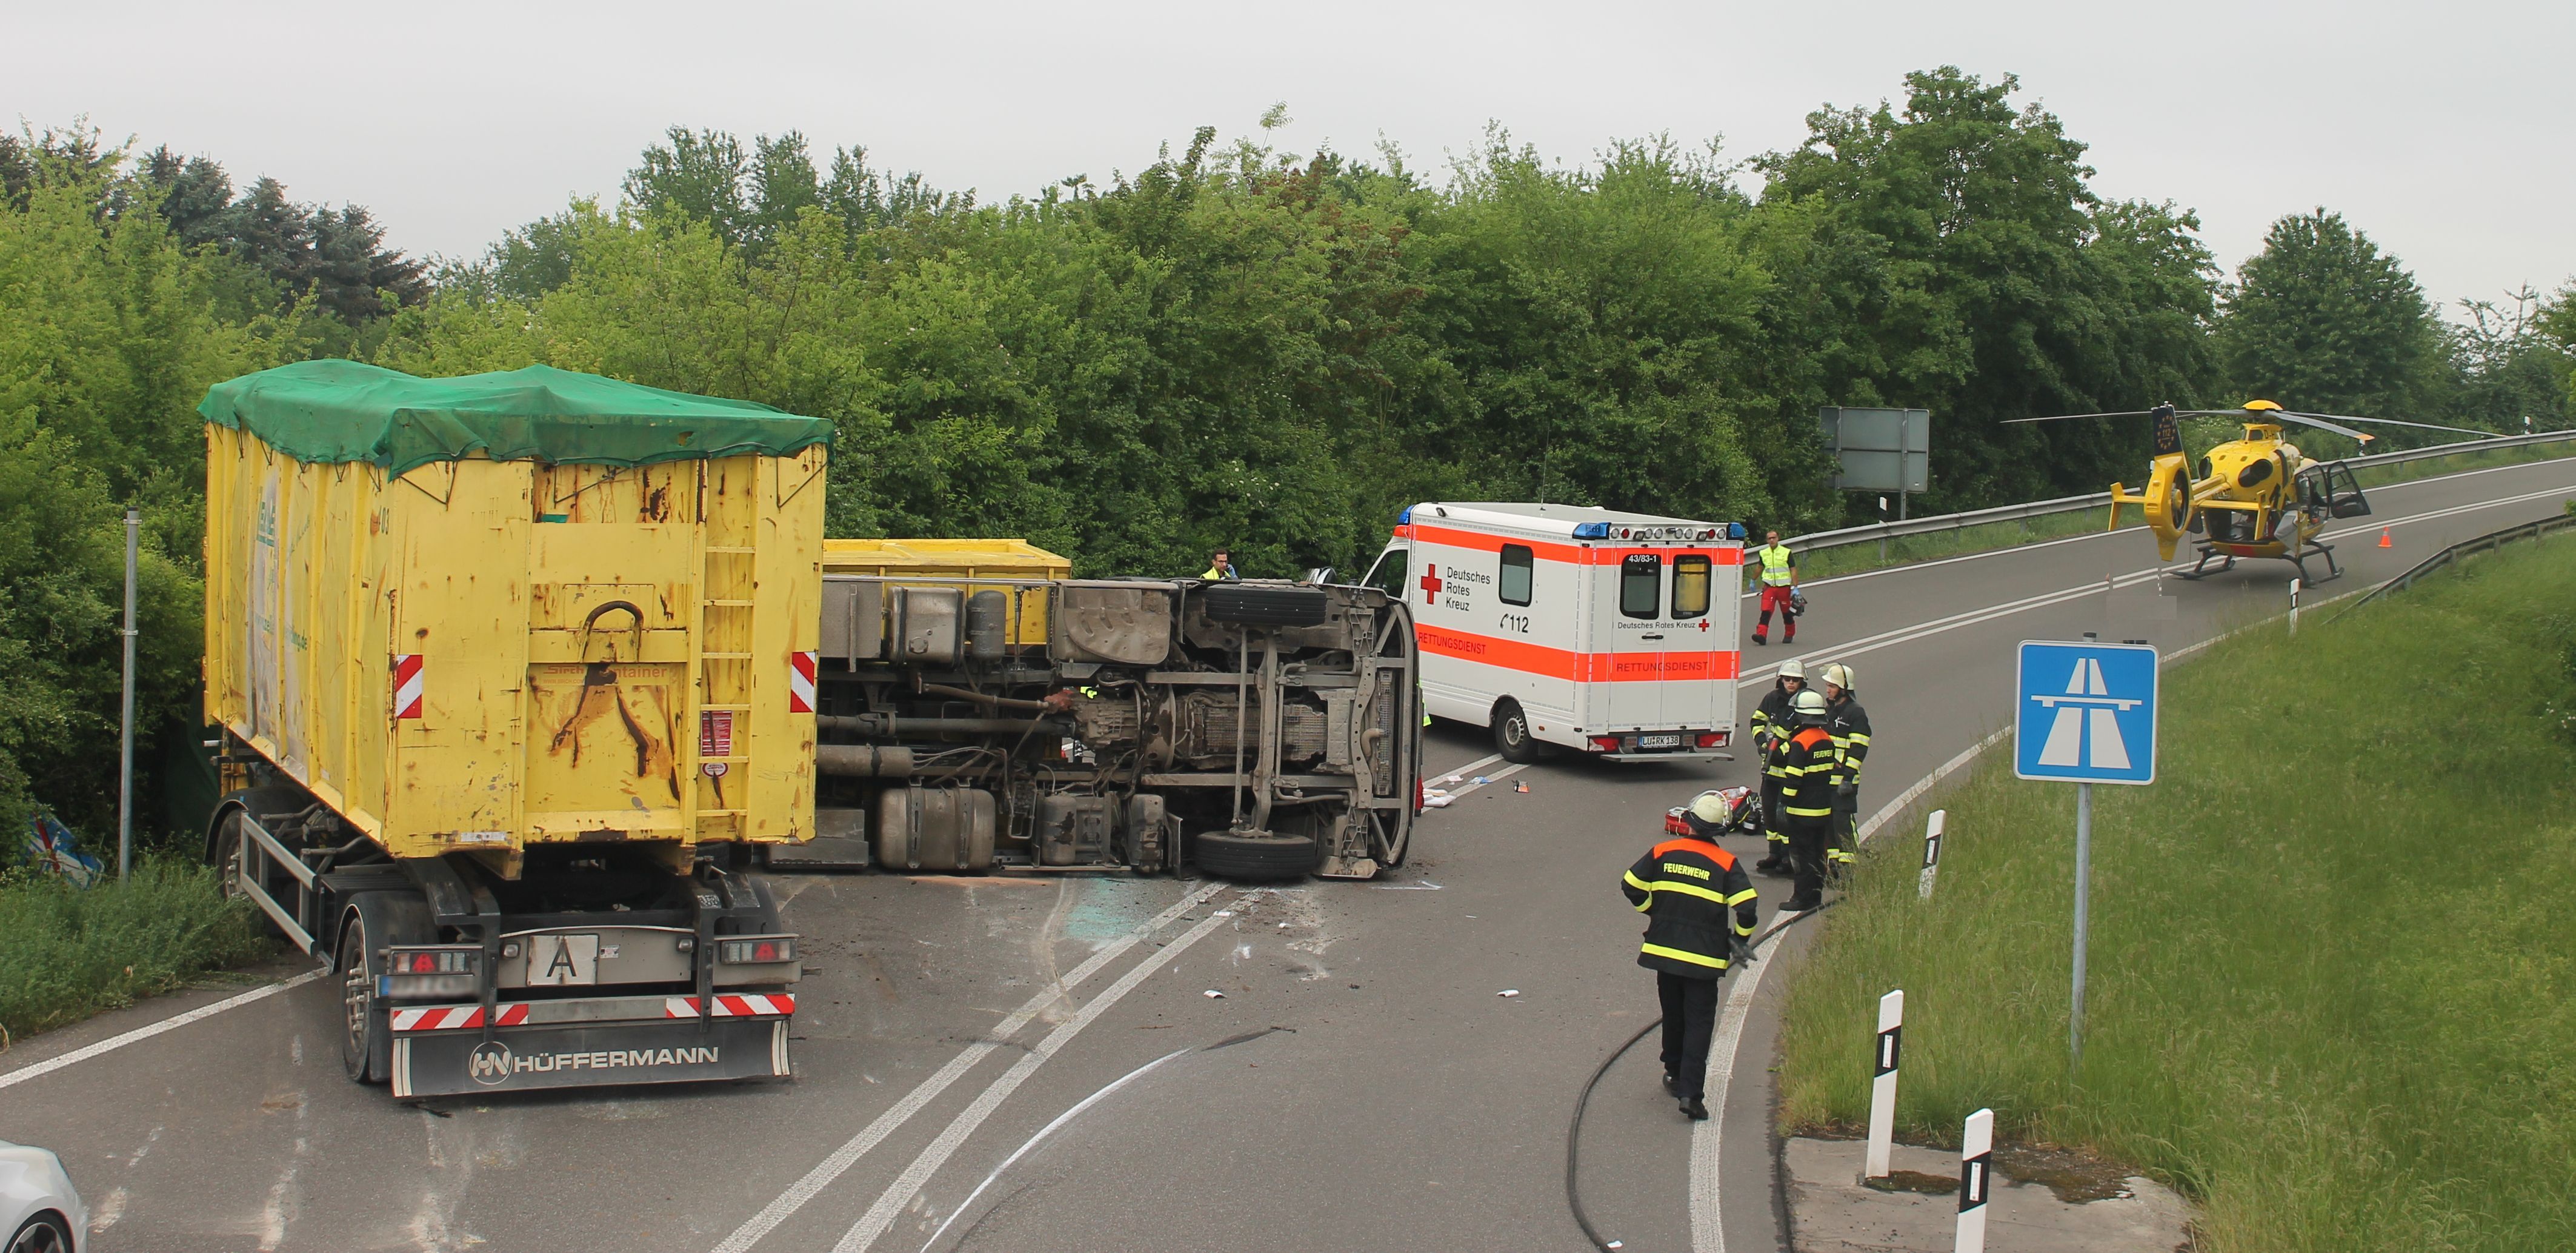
[708,880,1230,1253]
[1431,752,1506,782]
[1689,723,2011,1253]
[1736,454,2576,600]
[832,897,1250,1253]
[0,969,324,1092]
[916,1046,1193,1252]
[1437,761,1531,801]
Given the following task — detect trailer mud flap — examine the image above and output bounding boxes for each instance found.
[391,1018,788,1098]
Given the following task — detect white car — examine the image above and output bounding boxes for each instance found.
[0,1141,84,1253]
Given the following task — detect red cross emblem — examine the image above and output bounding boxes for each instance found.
[1418,564,1443,603]
[1697,619,1711,632]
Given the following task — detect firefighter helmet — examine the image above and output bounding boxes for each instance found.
[1791,689,1829,724]
[1778,658,1806,681]
[1822,663,1855,692]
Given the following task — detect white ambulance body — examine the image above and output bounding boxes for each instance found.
[1358,503,1745,763]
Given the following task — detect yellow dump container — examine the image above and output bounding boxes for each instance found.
[200,361,830,873]
[820,538,1073,646]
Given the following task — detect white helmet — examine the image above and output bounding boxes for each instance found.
[1791,689,1830,723]
[1778,658,1806,681]
[1822,663,1855,692]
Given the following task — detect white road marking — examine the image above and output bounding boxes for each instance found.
[708,880,1231,1253]
[0,969,324,1092]
[1681,478,2547,1251]
[1432,761,1530,801]
[832,897,1253,1252]
[1739,455,2576,600]
[916,1046,1194,1252]
[1428,752,1505,781]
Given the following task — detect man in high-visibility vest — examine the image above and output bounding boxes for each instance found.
[1620,789,1761,1120]
[1773,689,1839,912]
[1750,531,1797,645]
[1202,548,1240,581]
[1748,658,1806,875]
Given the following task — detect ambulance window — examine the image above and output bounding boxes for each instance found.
[1499,545,1534,606]
[1672,555,1711,619]
[1620,553,1662,618]
[1362,548,1406,598]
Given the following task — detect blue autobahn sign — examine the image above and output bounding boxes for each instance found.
[2014,641,2158,786]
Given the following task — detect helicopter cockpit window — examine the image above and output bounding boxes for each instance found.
[2236,458,2275,489]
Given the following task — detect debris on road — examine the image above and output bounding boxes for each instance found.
[1203,990,1227,998]
[1497,989,1520,998]
[1515,781,1530,793]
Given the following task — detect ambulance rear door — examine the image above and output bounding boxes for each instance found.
[1597,550,1668,732]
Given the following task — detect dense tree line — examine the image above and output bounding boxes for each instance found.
[3,69,2572,842]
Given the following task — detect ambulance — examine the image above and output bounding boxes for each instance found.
[1357,503,1745,764]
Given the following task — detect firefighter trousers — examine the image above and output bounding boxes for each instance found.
[1787,816,1831,904]
[1657,971,1722,1100]
[1827,797,1858,866]
[1760,777,1788,850]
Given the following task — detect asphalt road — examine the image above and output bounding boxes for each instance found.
[4,458,2569,1253]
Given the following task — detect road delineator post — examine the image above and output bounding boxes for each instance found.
[1955,1107,1994,1253]
[1917,810,1945,900]
[2288,577,2301,637]
[1865,989,1903,1178]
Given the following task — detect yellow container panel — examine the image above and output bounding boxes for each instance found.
[205,432,825,874]
[820,538,1071,646]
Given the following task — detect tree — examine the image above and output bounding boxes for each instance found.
[2216,209,2444,421]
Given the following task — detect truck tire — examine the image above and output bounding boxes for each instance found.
[336,892,433,1086]
[1491,698,1544,764]
[1193,829,1320,881]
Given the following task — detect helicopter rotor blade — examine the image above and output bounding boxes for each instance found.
[2277,411,2499,439]
[1999,410,2163,424]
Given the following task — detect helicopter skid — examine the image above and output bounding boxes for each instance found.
[2171,540,2341,584]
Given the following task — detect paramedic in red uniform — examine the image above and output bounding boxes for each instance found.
[1751,531,1797,645]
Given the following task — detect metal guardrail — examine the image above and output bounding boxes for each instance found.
[1781,428,2576,558]
[2331,509,2576,620]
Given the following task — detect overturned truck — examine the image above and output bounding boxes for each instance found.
[791,547,1420,880]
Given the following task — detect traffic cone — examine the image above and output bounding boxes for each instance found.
[2378,528,2393,549]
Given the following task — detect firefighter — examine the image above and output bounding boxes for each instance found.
[1749,658,1806,876]
[1749,530,1797,645]
[1201,547,1241,581]
[1775,689,1839,912]
[1822,663,1871,877]
[1620,790,1760,1121]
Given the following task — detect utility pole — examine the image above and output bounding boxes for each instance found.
[119,507,139,881]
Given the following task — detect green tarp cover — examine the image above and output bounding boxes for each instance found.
[199,360,833,476]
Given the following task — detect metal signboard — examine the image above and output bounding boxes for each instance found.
[1820,406,1931,495]
[2014,641,2158,785]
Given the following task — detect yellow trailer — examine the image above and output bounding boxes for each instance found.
[198,359,830,1097]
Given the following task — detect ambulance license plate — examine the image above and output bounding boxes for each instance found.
[1637,733,1682,749]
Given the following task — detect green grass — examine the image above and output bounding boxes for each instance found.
[1777,535,2576,1253]
[1794,437,2575,582]
[0,857,271,1044]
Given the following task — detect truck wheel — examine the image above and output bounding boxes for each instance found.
[1193,830,1320,881]
[337,912,391,1084]
[1491,699,1544,764]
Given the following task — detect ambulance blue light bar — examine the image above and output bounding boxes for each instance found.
[1571,522,1611,538]
[1397,506,1413,526]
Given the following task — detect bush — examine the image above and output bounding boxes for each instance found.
[0,858,271,1042]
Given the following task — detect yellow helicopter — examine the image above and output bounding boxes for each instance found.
[2008,400,2495,583]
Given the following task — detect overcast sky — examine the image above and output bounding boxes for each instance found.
[12,0,2569,310]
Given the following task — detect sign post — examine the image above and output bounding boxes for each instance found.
[1820,406,1931,528]
[2014,640,2158,1068]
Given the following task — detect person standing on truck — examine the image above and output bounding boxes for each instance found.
[1821,663,1871,878]
[1620,790,1762,1121]
[1749,658,1806,876]
[1202,548,1241,581]
[1749,531,1797,646]
[1776,689,1839,912]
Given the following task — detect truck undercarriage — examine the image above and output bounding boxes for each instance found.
[797,578,1420,880]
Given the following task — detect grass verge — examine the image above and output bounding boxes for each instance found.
[1794,437,2576,582]
[1776,533,2576,1253]
[0,857,271,1046]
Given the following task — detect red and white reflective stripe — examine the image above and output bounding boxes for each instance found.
[787,650,818,713]
[389,1003,531,1033]
[393,654,424,719]
[665,994,797,1018]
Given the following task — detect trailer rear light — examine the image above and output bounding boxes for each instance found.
[381,946,481,1000]
[1696,732,1728,749]
[1589,736,1622,752]
[717,937,797,964]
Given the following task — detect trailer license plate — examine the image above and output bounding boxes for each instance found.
[1637,733,1682,749]
[525,934,601,986]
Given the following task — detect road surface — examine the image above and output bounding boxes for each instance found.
[4,458,2568,1253]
